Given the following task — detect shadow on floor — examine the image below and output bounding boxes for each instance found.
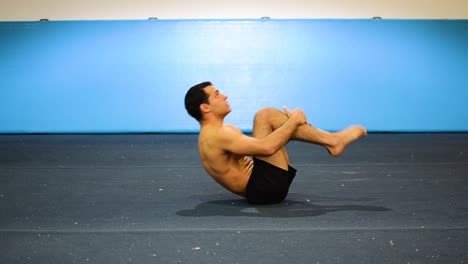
[176,193,391,218]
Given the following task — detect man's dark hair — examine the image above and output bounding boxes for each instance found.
[184,81,212,122]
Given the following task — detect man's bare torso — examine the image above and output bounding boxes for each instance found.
[198,124,253,196]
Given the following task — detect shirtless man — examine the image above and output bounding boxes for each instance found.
[184,81,367,204]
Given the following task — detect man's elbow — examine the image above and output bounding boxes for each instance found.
[262,145,278,156]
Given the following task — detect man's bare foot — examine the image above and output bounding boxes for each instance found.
[326,126,367,157]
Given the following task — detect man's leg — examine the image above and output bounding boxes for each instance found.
[252,108,291,171]
[252,107,367,167]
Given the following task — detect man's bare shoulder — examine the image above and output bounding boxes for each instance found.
[200,124,242,140]
[222,124,243,134]
[199,124,245,155]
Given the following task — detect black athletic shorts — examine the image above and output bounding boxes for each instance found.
[246,158,297,205]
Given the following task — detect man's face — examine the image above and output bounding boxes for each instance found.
[203,85,231,116]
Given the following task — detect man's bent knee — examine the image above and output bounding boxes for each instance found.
[254,107,282,122]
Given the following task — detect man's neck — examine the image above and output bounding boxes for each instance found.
[200,115,225,128]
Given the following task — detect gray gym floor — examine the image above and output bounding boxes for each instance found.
[1,133,467,263]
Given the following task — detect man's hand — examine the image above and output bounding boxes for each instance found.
[283,106,307,125]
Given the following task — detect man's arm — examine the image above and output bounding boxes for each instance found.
[219,108,306,156]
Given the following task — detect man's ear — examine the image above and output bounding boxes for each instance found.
[200,103,210,114]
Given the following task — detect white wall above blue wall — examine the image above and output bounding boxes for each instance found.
[0,19,467,133]
[1,0,467,20]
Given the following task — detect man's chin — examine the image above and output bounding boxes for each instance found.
[223,109,232,117]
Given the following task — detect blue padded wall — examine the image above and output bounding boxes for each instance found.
[0,19,467,133]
